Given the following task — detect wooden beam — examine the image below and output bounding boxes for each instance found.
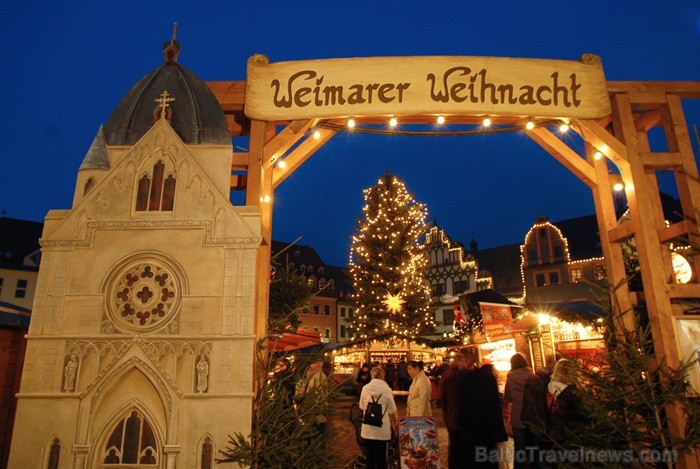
[272,128,337,189]
[606,81,700,98]
[231,152,249,168]
[658,220,695,243]
[262,119,319,170]
[668,283,700,299]
[634,110,662,132]
[608,221,635,243]
[573,119,630,166]
[527,127,597,188]
[639,152,682,170]
[206,80,246,109]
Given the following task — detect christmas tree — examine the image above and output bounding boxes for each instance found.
[347,172,435,339]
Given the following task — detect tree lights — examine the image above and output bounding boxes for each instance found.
[347,172,436,339]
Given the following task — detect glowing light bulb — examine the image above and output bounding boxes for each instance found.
[313,130,321,139]
[437,115,445,125]
[483,117,491,127]
[613,183,624,192]
[594,151,603,160]
[389,117,398,127]
[559,123,569,132]
[277,159,287,169]
[347,119,356,128]
[525,120,535,130]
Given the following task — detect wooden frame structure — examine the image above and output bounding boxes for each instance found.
[208,78,700,466]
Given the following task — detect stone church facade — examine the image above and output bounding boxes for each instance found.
[9,38,260,468]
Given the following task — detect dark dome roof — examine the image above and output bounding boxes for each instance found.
[103,40,230,146]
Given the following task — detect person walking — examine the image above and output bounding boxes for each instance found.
[440,352,472,468]
[505,352,540,468]
[406,360,432,417]
[359,366,398,469]
[454,364,508,467]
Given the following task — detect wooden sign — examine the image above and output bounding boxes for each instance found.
[245,54,611,121]
[398,416,440,469]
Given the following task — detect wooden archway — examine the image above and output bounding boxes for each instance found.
[208,70,700,466]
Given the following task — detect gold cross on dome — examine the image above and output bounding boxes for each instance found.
[155,90,175,119]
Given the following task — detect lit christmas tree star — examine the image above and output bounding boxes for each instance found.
[383,292,406,314]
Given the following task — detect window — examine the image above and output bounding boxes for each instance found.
[135,161,176,212]
[15,279,27,298]
[549,272,559,286]
[307,265,313,273]
[324,305,331,315]
[340,325,346,337]
[539,228,547,239]
[442,308,454,327]
[313,304,320,315]
[594,264,606,280]
[340,307,346,317]
[47,438,60,469]
[84,177,96,195]
[536,273,546,287]
[102,410,158,466]
[528,249,537,261]
[307,277,315,288]
[318,279,326,289]
[553,245,563,258]
[571,268,582,283]
[324,328,331,339]
[349,308,354,318]
[432,283,445,296]
[0,278,3,295]
[453,280,469,294]
[318,267,325,275]
[200,436,213,469]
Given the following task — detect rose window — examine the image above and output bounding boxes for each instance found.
[107,260,180,331]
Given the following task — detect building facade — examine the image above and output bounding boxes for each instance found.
[9,40,260,468]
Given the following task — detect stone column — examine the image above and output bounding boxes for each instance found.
[71,444,90,469]
[163,445,181,469]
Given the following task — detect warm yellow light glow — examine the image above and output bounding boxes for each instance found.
[389,117,398,127]
[538,313,551,325]
[383,293,406,314]
[437,115,445,125]
[559,123,569,132]
[313,130,321,139]
[613,183,624,192]
[261,194,272,203]
[347,118,356,128]
[483,117,491,127]
[525,120,535,130]
[594,151,603,160]
[277,159,287,169]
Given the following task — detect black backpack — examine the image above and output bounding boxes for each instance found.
[362,395,386,427]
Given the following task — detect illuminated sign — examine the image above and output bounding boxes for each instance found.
[245,54,611,121]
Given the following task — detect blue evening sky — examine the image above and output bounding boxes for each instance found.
[2,1,699,266]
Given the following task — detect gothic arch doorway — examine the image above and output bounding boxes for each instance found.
[207,55,700,466]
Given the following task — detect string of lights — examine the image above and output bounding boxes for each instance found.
[317,119,563,137]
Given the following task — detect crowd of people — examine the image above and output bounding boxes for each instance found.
[276,351,583,468]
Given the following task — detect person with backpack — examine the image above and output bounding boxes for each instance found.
[359,366,398,469]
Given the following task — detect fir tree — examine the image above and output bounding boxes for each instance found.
[548,284,700,468]
[347,171,435,339]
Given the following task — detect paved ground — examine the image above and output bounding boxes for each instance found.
[328,397,514,468]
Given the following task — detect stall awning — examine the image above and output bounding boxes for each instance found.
[268,327,322,352]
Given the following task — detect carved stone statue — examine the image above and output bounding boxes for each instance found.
[63,355,78,392]
[196,355,209,393]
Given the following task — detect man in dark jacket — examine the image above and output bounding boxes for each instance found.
[455,364,508,467]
